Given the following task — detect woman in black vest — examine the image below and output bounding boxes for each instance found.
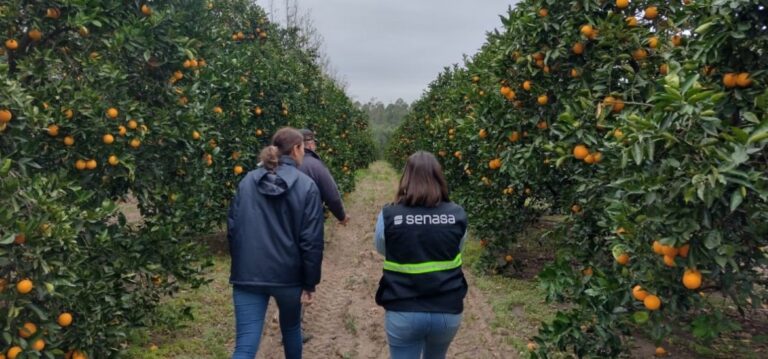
[374,151,469,358]
[227,127,325,359]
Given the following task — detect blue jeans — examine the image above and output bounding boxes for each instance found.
[232,285,303,359]
[385,311,462,359]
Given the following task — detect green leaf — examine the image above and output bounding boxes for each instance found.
[695,22,714,34]
[704,231,722,250]
[730,190,743,212]
[27,303,49,321]
[747,119,768,144]
[632,143,643,165]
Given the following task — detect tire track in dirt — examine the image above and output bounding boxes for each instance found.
[256,161,516,358]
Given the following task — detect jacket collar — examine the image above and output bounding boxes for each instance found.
[304,148,321,160]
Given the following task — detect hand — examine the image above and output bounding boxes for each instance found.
[338,215,350,226]
[301,290,314,305]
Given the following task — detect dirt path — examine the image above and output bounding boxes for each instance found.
[253,161,515,358]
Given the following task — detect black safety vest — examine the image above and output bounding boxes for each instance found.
[375,202,469,313]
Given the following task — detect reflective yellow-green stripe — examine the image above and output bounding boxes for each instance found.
[383,254,462,274]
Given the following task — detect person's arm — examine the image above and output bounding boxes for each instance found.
[226,190,240,244]
[314,164,347,222]
[374,211,385,256]
[299,184,324,292]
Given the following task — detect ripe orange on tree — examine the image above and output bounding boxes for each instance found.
[648,36,659,49]
[58,312,74,327]
[508,131,520,142]
[616,253,630,265]
[103,134,115,144]
[108,155,119,166]
[7,347,22,359]
[671,35,683,47]
[479,129,488,138]
[5,39,19,50]
[644,294,661,310]
[19,322,37,338]
[682,269,702,289]
[573,145,589,159]
[488,158,502,170]
[632,285,649,301]
[616,0,629,9]
[538,8,548,17]
[129,138,141,149]
[632,48,648,61]
[644,6,658,19]
[28,29,43,42]
[48,124,60,137]
[0,109,12,123]
[31,339,45,351]
[736,72,752,88]
[571,204,582,214]
[75,159,87,171]
[64,135,75,146]
[141,4,152,16]
[722,73,737,88]
[86,159,97,170]
[655,347,668,357]
[537,94,548,105]
[45,7,61,19]
[572,42,584,55]
[522,80,532,91]
[234,165,244,175]
[106,107,119,119]
[16,278,33,294]
[663,255,676,267]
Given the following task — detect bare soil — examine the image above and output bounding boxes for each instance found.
[253,161,516,358]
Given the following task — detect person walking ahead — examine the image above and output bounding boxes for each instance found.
[374,151,469,359]
[298,129,350,225]
[227,127,324,359]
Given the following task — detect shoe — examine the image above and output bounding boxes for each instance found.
[302,331,313,343]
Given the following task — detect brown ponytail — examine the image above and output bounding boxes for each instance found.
[259,127,303,171]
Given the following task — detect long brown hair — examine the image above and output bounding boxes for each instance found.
[259,127,303,171]
[395,151,450,207]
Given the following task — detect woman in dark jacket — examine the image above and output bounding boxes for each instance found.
[374,151,469,358]
[227,127,324,359]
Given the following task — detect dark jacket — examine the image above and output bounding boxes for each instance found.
[227,156,324,291]
[375,202,469,314]
[298,149,346,221]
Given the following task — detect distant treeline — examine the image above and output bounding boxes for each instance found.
[357,99,410,158]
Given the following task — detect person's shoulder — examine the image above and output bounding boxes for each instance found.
[294,168,319,190]
[301,154,323,168]
[442,201,466,212]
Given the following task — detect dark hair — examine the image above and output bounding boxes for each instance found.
[259,127,303,171]
[395,151,450,207]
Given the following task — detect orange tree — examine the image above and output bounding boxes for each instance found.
[389,0,767,356]
[1,0,373,357]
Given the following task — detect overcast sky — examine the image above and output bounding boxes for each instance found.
[261,0,516,104]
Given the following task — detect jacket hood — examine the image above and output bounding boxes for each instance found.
[253,155,300,196]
